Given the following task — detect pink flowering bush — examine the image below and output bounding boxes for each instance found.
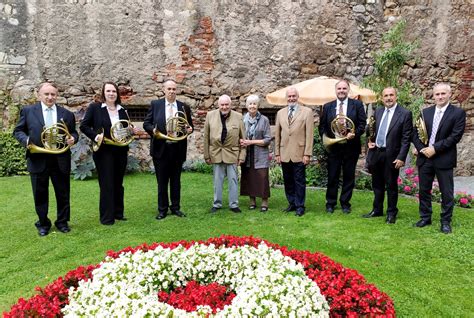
[398,167,471,209]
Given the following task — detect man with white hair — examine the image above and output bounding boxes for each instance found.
[204,95,246,213]
[413,83,466,234]
[274,87,314,216]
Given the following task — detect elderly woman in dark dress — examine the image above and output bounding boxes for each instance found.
[240,94,272,212]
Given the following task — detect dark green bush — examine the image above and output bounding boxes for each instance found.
[0,132,28,176]
[182,159,213,174]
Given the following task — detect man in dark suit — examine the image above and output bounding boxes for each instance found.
[319,79,367,214]
[13,82,78,236]
[364,87,412,224]
[143,79,193,220]
[413,83,466,234]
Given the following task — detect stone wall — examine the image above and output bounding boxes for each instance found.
[0,0,472,174]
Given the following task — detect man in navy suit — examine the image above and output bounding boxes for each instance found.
[413,83,466,234]
[143,79,193,220]
[364,87,412,224]
[13,82,78,236]
[319,79,367,214]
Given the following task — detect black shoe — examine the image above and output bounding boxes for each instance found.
[386,215,396,224]
[440,224,452,234]
[414,219,432,227]
[326,206,334,213]
[342,207,351,214]
[57,225,71,233]
[230,207,242,213]
[210,207,220,213]
[171,210,186,217]
[38,228,49,236]
[363,211,383,218]
[283,205,296,212]
[156,212,167,220]
[295,210,305,217]
[115,217,127,221]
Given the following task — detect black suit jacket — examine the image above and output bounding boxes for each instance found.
[13,102,78,174]
[413,103,466,169]
[143,99,193,161]
[367,105,413,165]
[79,102,131,153]
[318,98,367,154]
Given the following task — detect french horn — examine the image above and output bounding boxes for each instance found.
[93,119,135,152]
[415,115,429,145]
[153,111,191,142]
[323,114,355,150]
[367,115,376,142]
[28,121,72,154]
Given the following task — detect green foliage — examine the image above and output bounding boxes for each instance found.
[363,19,424,115]
[269,164,283,187]
[0,132,27,176]
[355,174,372,190]
[71,131,95,180]
[182,159,213,174]
[1,173,473,317]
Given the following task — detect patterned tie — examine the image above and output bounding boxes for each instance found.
[376,109,390,147]
[338,102,347,135]
[167,103,174,119]
[429,109,442,146]
[45,107,53,127]
[288,106,294,124]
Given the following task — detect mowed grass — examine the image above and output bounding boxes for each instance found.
[0,173,473,317]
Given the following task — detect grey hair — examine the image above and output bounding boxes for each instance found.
[285,87,299,97]
[218,94,232,104]
[335,79,350,89]
[246,94,260,106]
[433,82,451,92]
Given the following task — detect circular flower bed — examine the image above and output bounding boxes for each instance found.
[4,236,395,317]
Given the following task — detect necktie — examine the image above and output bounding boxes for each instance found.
[338,102,347,135]
[288,106,294,123]
[167,104,174,119]
[376,109,390,147]
[45,107,53,127]
[429,110,442,146]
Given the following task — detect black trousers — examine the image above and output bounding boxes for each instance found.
[370,149,400,216]
[93,147,127,225]
[30,156,70,230]
[418,159,454,224]
[281,161,306,212]
[326,150,358,209]
[153,143,184,214]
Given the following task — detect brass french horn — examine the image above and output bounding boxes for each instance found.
[93,119,135,152]
[28,121,72,154]
[323,114,355,150]
[153,111,191,142]
[415,114,429,145]
[367,115,376,142]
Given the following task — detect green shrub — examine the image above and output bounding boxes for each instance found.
[182,159,213,174]
[0,132,28,176]
[355,174,372,190]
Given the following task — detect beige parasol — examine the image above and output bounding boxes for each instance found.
[265,76,377,105]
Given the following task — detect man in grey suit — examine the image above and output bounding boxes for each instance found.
[274,87,314,216]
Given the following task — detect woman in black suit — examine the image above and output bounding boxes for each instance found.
[80,82,138,225]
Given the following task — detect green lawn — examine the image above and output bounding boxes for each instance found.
[0,173,473,317]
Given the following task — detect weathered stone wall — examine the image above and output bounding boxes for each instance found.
[1,0,472,174]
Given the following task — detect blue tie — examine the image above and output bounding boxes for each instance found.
[376,109,390,147]
[45,108,53,127]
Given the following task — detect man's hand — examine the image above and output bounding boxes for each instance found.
[393,159,405,169]
[237,159,244,166]
[205,158,212,165]
[303,155,310,165]
[346,132,355,140]
[275,155,281,164]
[66,136,75,145]
[186,126,193,134]
[368,142,375,149]
[421,146,436,158]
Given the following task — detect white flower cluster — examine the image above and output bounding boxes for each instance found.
[63,243,329,317]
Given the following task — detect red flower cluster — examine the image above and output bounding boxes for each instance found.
[4,236,395,317]
[158,280,236,313]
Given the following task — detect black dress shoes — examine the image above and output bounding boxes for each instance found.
[172,210,186,217]
[414,219,432,227]
[363,211,383,218]
[440,224,452,234]
[282,205,296,212]
[38,228,49,236]
[386,215,396,224]
[156,212,167,220]
[230,207,242,213]
[57,225,71,233]
[326,206,334,213]
[115,217,128,221]
[210,207,220,213]
[295,210,305,217]
[342,207,351,214]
